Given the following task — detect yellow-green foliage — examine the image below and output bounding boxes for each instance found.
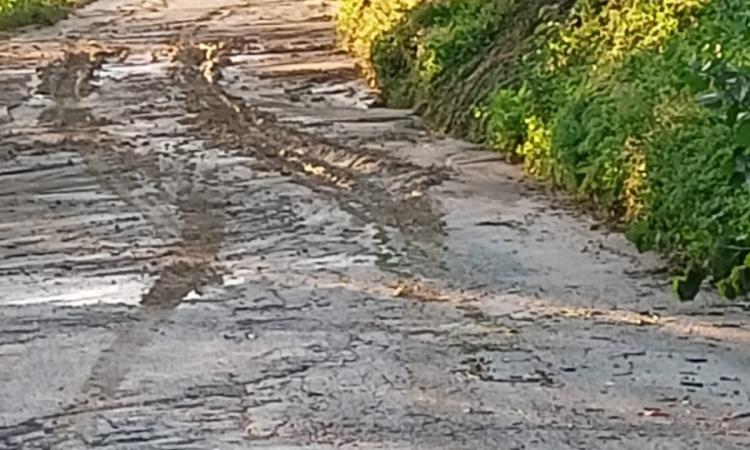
[0,0,74,30]
[338,0,532,113]
[338,0,750,300]
[336,0,423,85]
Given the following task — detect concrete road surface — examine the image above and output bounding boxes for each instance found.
[2,1,750,448]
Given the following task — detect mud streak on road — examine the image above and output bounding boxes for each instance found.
[26,44,229,448]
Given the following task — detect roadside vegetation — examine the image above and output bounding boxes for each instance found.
[0,0,78,30]
[337,0,750,300]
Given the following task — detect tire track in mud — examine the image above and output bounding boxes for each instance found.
[164,39,453,281]
[32,46,227,447]
[2,33,450,447]
[168,40,447,244]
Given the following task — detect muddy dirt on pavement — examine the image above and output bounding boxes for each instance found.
[2,1,750,449]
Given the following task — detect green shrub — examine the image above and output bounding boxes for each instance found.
[338,0,750,299]
[370,0,518,107]
[511,0,750,298]
[336,0,424,86]
[0,0,73,30]
[483,86,531,154]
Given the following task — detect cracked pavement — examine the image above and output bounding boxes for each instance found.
[2,0,750,449]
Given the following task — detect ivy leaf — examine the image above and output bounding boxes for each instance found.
[729,150,750,187]
[739,80,750,104]
[739,267,750,294]
[684,71,709,94]
[727,103,741,126]
[729,170,747,188]
[709,242,743,280]
[718,277,739,300]
[673,276,701,301]
[718,266,750,300]
[626,220,652,252]
[736,119,750,148]
[698,92,723,108]
[672,267,705,301]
